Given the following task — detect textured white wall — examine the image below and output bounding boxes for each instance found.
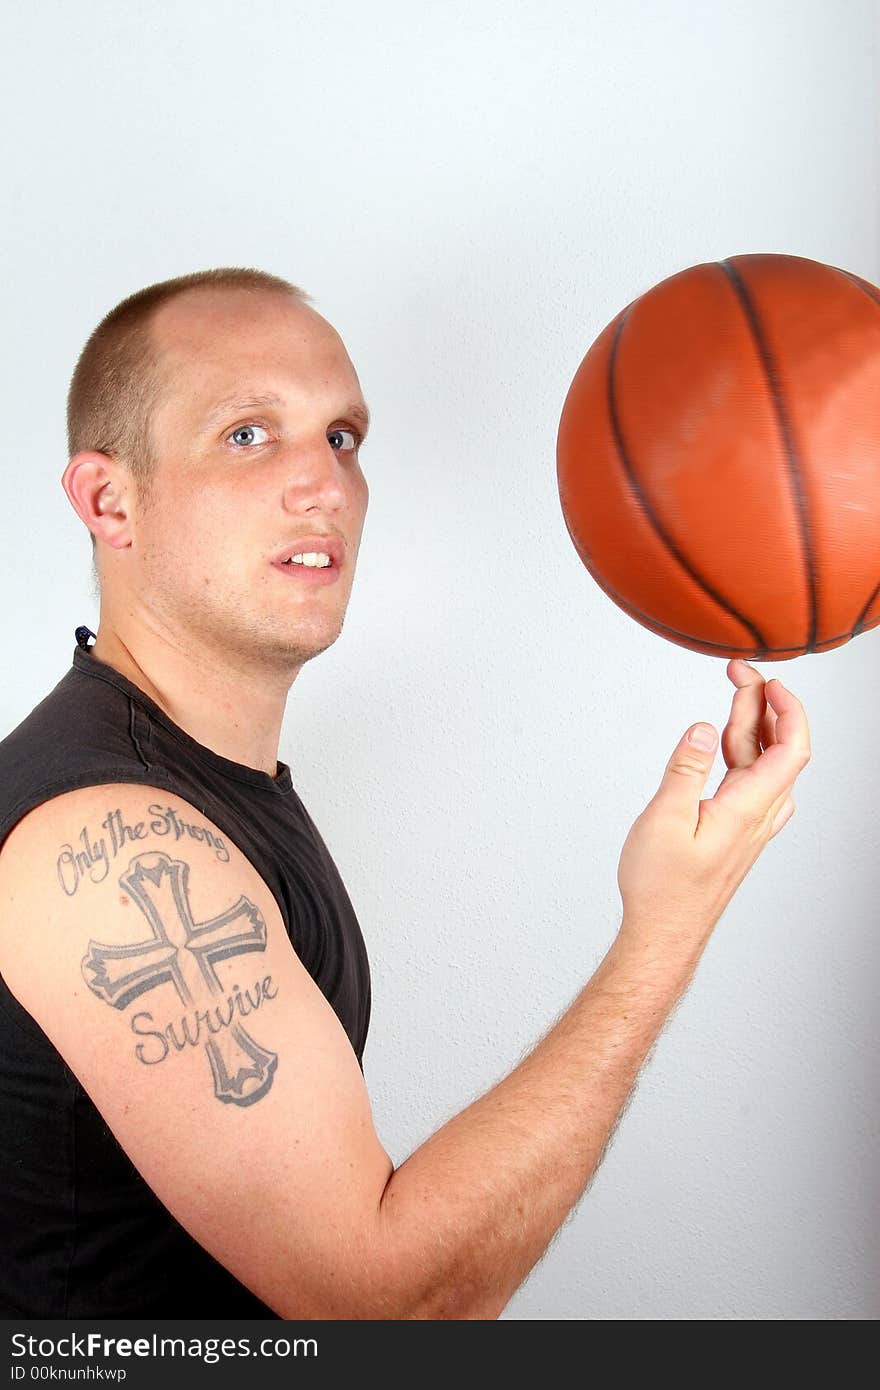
[1,0,877,1319]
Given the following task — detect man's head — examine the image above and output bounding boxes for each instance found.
[63,268,371,677]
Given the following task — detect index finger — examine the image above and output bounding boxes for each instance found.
[722,658,770,769]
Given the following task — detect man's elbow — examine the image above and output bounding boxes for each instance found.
[355,1201,508,1320]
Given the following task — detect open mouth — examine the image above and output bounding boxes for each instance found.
[272,555,340,586]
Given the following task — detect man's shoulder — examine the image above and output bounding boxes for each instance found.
[0,656,130,761]
[0,661,150,854]
[0,664,77,753]
[0,782,223,892]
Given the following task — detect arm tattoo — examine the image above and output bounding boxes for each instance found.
[80,850,278,1107]
[57,802,230,897]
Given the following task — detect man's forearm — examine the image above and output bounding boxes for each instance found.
[375,927,706,1319]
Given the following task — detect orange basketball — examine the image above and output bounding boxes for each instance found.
[556,253,880,660]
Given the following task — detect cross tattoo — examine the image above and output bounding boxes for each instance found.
[81,850,278,1106]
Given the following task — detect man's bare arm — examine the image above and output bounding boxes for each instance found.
[376,930,700,1318]
[0,784,697,1320]
[0,672,809,1318]
[374,669,810,1317]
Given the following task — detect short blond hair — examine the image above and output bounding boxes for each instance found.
[66,267,313,545]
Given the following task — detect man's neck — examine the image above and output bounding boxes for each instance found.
[88,625,295,778]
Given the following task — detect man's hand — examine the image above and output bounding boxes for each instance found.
[616,658,812,951]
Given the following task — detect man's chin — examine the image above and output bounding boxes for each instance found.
[267,619,343,668]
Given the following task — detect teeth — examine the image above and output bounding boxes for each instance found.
[287,552,332,568]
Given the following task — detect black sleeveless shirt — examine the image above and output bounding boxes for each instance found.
[0,629,372,1318]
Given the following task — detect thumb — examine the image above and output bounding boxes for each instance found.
[655,723,718,812]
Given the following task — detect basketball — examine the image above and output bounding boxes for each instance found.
[556,253,880,660]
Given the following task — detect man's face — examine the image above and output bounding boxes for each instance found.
[126,286,370,675]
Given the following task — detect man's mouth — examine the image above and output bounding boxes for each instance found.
[270,534,345,586]
[271,534,346,568]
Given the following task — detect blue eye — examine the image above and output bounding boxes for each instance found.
[226,423,362,451]
[228,424,270,448]
[328,428,360,452]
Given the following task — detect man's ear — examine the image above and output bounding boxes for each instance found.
[61,452,133,550]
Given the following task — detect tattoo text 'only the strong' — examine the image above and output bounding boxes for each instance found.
[81,850,278,1107]
[57,802,230,897]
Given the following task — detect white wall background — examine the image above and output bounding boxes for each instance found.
[1,0,877,1320]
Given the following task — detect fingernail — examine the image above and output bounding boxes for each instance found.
[688,724,717,751]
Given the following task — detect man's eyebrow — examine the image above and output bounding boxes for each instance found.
[200,392,371,434]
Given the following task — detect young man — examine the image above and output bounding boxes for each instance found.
[0,268,811,1318]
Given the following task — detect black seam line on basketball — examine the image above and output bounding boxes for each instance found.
[853,574,880,632]
[718,259,818,655]
[833,267,880,308]
[606,304,770,656]
[828,268,880,634]
[570,531,878,651]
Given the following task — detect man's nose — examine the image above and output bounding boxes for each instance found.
[280,440,349,512]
